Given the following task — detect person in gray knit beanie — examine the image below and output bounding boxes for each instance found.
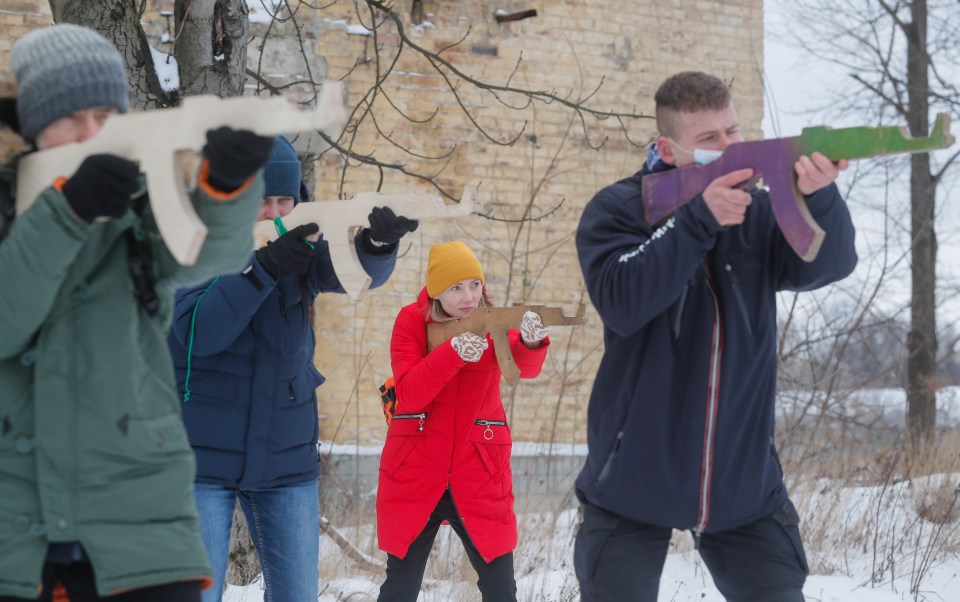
[10,23,129,143]
[0,23,288,602]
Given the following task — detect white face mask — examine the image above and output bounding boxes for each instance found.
[692,148,724,165]
[669,139,724,165]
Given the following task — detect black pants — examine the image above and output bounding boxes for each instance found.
[378,489,517,602]
[0,562,202,602]
[575,500,809,602]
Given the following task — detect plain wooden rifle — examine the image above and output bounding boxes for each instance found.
[16,84,347,265]
[426,303,586,385]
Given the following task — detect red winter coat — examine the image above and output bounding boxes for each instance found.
[376,288,550,562]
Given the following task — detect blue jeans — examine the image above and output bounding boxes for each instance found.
[194,481,319,602]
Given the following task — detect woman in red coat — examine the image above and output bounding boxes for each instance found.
[376,241,551,601]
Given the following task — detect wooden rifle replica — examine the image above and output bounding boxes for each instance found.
[253,187,480,301]
[426,303,587,385]
[15,84,348,265]
[642,113,955,261]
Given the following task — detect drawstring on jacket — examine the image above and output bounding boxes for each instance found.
[182,274,220,402]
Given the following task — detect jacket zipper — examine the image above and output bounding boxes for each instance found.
[447,482,486,561]
[723,264,752,335]
[696,258,723,539]
[597,430,623,482]
[673,283,689,340]
[475,418,507,440]
[392,412,427,431]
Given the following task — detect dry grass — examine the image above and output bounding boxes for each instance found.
[223,418,960,600]
[782,422,960,595]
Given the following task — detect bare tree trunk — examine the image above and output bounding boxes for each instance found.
[905,0,938,457]
[48,0,174,109]
[225,502,261,586]
[174,0,249,98]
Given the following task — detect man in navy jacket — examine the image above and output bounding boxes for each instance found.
[167,137,417,602]
[574,72,857,601]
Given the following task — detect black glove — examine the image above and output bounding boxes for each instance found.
[255,223,320,278]
[61,154,140,222]
[203,127,275,192]
[364,206,419,251]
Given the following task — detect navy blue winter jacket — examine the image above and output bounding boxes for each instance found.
[575,164,857,533]
[167,234,396,489]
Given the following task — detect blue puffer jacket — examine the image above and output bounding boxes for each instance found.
[575,164,857,534]
[167,234,396,489]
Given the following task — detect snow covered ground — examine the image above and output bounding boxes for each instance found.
[222,469,960,601]
[218,388,960,600]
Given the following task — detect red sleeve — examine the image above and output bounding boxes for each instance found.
[508,329,550,379]
[390,305,465,414]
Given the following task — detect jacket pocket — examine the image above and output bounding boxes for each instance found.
[723,263,753,335]
[771,499,810,575]
[671,282,690,340]
[125,413,190,456]
[280,370,314,405]
[285,366,325,404]
[597,430,623,484]
[469,419,512,483]
[176,369,242,404]
[381,412,428,473]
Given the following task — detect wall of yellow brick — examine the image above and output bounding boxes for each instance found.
[301,0,765,449]
[1,0,764,448]
[0,1,52,70]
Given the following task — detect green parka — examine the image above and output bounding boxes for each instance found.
[0,159,263,598]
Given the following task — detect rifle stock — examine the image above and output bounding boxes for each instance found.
[641,113,955,261]
[16,85,348,265]
[253,187,480,301]
[425,303,586,385]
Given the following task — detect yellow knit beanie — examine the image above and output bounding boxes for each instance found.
[426,241,484,298]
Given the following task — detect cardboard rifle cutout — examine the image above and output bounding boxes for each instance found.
[642,113,956,261]
[426,303,587,385]
[15,84,348,265]
[253,187,480,301]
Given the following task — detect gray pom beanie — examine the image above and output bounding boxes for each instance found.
[263,136,302,202]
[11,24,129,142]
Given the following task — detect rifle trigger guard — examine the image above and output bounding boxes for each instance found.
[738,176,769,193]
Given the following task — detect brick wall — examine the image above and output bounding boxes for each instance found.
[0,1,52,68]
[298,0,765,448]
[1,0,765,447]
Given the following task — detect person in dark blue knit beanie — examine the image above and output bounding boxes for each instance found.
[262,135,302,209]
[167,132,420,601]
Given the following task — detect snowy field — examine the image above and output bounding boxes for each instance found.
[222,477,960,601]
[221,388,960,601]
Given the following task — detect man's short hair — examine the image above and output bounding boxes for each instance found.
[654,71,731,138]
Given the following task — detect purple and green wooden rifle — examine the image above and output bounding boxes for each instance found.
[641,113,955,261]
